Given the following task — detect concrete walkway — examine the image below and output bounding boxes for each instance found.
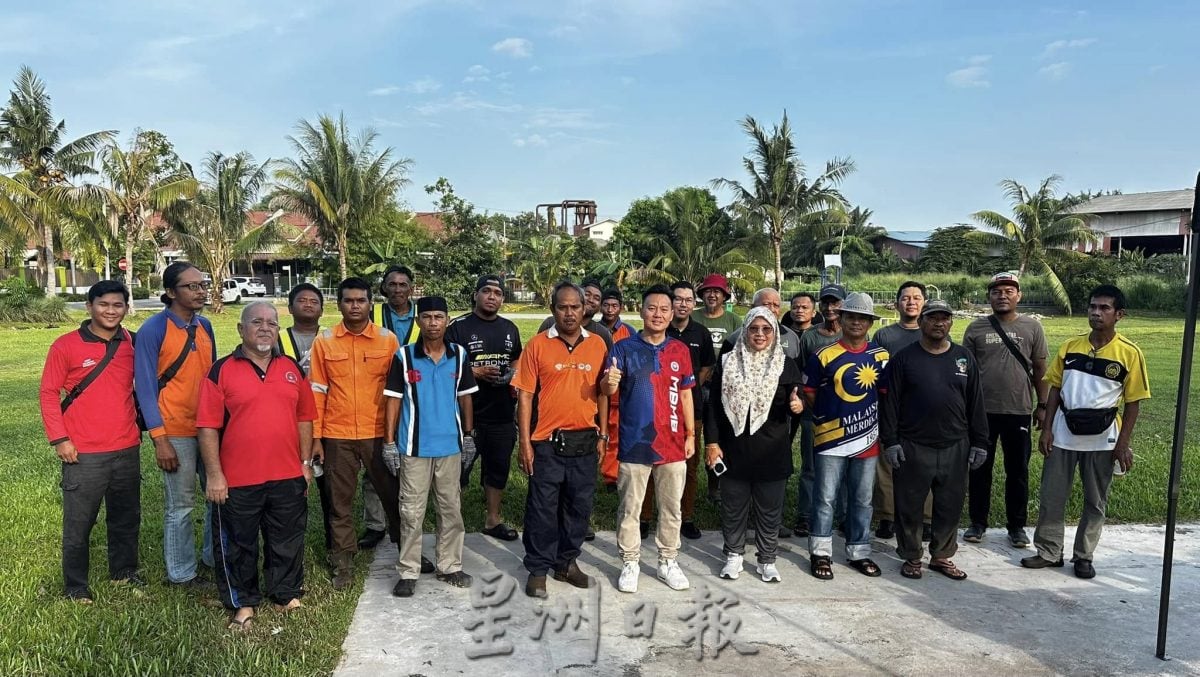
[334,524,1200,676]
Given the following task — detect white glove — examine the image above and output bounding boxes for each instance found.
[382,441,401,476]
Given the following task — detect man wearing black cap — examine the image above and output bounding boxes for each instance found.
[383,296,479,597]
[539,278,613,349]
[446,276,523,541]
[881,300,989,581]
[961,272,1049,548]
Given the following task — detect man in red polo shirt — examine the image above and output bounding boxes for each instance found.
[40,280,143,604]
[198,301,316,631]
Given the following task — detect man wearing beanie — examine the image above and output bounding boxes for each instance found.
[384,296,479,597]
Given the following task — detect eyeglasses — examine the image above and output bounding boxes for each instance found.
[176,281,211,292]
[247,318,280,329]
[746,326,775,335]
[672,296,696,305]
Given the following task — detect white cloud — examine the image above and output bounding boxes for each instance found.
[513,134,548,148]
[1038,62,1071,81]
[405,77,441,94]
[528,65,543,73]
[463,64,490,83]
[1041,38,1097,59]
[527,107,605,130]
[492,37,533,58]
[368,85,401,96]
[947,55,990,88]
[412,92,522,116]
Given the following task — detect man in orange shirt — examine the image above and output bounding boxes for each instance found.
[514,282,609,599]
[309,277,404,590]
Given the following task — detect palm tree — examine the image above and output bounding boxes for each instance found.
[786,205,889,268]
[94,130,198,290]
[973,175,1099,314]
[271,113,411,281]
[635,191,763,296]
[0,66,115,295]
[713,112,855,288]
[166,151,283,313]
[512,233,577,304]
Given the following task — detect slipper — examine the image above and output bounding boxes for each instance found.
[929,560,968,581]
[274,598,302,613]
[848,558,882,577]
[901,560,923,579]
[227,612,254,632]
[481,523,518,542]
[810,555,834,581]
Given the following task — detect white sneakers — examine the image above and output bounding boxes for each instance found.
[618,561,639,593]
[757,562,782,583]
[721,553,744,580]
[657,559,690,590]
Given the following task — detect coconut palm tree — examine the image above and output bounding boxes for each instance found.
[973,175,1099,314]
[93,130,198,290]
[512,233,577,304]
[0,66,114,294]
[713,112,855,288]
[166,151,283,313]
[271,113,411,281]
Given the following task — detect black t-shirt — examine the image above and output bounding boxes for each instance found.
[881,342,989,450]
[446,312,523,425]
[667,318,717,417]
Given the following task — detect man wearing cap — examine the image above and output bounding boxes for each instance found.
[539,278,613,349]
[962,272,1049,548]
[691,273,741,502]
[793,283,845,536]
[598,288,635,490]
[384,296,479,597]
[446,276,523,542]
[803,292,888,580]
[881,300,989,581]
[872,281,933,540]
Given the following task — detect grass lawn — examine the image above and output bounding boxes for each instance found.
[1,304,1196,676]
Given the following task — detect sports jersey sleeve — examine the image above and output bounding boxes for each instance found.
[457,345,479,396]
[39,337,70,445]
[674,340,696,389]
[134,314,168,439]
[1123,343,1151,403]
[308,336,329,438]
[384,354,405,399]
[511,340,539,394]
[195,368,226,430]
[1045,341,1069,388]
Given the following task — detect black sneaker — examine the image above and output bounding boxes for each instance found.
[392,579,416,597]
[584,528,596,542]
[875,519,895,539]
[113,573,147,587]
[680,521,702,540]
[639,521,651,540]
[1020,554,1065,569]
[420,555,436,574]
[66,588,94,604]
[778,525,793,539]
[1073,559,1096,579]
[168,575,213,592]
[793,519,810,538]
[1008,529,1030,548]
[436,571,474,588]
[922,523,934,542]
[963,525,985,543]
[357,529,386,550]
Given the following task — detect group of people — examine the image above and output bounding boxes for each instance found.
[40,260,1150,629]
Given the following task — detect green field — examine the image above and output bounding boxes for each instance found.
[1,304,1196,676]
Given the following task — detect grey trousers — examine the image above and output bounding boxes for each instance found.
[720,478,787,564]
[893,439,969,561]
[1033,446,1115,562]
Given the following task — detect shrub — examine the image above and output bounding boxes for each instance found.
[1119,275,1188,313]
[0,278,69,323]
[131,286,151,300]
[62,293,87,302]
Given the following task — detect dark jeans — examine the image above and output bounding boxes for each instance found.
[315,471,334,550]
[213,477,307,609]
[794,415,815,522]
[324,438,401,554]
[969,413,1032,531]
[894,439,969,561]
[522,441,596,576]
[61,446,141,595]
[721,478,787,564]
[464,420,517,491]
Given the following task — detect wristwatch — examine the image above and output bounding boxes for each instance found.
[598,433,610,442]
[466,429,477,439]
[1036,403,1047,410]
[302,459,314,467]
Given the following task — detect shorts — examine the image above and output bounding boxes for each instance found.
[463,420,518,490]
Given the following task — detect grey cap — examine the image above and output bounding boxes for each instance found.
[921,299,954,317]
[840,292,879,318]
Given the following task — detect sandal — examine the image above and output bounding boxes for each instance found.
[227,609,254,632]
[810,555,834,581]
[481,523,519,542]
[848,558,882,577]
[929,559,968,581]
[274,598,302,613]
[901,559,923,579]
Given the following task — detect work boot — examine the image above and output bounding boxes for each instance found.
[553,560,593,589]
[357,528,386,550]
[332,552,354,590]
[1021,554,1065,569]
[525,574,548,598]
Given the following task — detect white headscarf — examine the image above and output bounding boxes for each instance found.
[720,306,785,437]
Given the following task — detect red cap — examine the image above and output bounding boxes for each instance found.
[697,273,731,296]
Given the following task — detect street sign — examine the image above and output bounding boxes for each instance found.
[118,258,128,271]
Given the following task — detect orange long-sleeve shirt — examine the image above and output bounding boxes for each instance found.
[309,321,399,440]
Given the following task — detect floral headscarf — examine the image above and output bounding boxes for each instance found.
[720,306,785,436]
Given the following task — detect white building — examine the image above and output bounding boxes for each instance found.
[1077,189,1195,258]
[578,218,618,244]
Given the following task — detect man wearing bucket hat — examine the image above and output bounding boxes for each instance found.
[961,272,1049,548]
[803,292,889,580]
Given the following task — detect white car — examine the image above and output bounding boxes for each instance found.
[201,275,241,305]
[231,276,268,298]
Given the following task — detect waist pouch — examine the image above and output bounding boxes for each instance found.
[552,428,599,458]
[1063,407,1117,436]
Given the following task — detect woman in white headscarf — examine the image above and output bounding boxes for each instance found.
[705,307,804,583]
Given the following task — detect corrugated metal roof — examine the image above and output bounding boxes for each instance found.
[884,230,933,244]
[1078,189,1194,214]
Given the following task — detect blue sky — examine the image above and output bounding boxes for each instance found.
[6,0,1199,230]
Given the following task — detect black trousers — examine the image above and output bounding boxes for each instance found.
[315,472,334,550]
[721,478,787,564]
[968,413,1032,531]
[893,439,968,561]
[522,442,596,576]
[213,477,307,610]
[463,420,517,491]
[61,446,141,595]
